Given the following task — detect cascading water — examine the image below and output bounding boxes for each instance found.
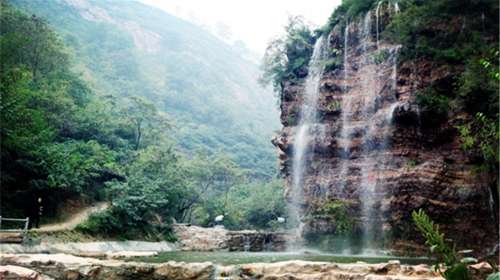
[289,36,327,246]
[376,1,382,48]
[335,11,401,254]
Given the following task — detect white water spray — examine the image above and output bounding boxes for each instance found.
[334,12,401,253]
[289,36,327,244]
[376,1,382,48]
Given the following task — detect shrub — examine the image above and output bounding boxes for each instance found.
[412,209,476,280]
[260,16,315,96]
[324,57,343,72]
[372,49,391,64]
[326,100,342,111]
[311,200,353,235]
[416,88,450,118]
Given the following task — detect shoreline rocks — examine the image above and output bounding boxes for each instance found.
[0,253,459,280]
[173,224,287,252]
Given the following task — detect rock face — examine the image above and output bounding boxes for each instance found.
[273,9,498,255]
[173,224,287,252]
[1,253,476,280]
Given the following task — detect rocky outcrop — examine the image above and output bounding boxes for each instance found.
[226,231,287,252]
[173,224,287,252]
[274,8,498,255]
[6,253,490,280]
[173,224,229,251]
[0,265,53,280]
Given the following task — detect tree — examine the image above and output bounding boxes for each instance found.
[260,16,315,97]
[0,2,68,82]
[125,96,169,150]
[178,152,244,224]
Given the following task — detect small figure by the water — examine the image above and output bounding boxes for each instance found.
[214,214,224,226]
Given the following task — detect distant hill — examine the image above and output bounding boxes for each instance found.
[11,0,280,178]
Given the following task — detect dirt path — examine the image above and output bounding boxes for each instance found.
[33,202,109,232]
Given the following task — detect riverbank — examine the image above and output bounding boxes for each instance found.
[0,253,457,280]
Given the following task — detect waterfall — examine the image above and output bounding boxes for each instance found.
[394,2,400,13]
[289,36,327,244]
[358,13,400,252]
[376,1,382,48]
[337,20,353,193]
[343,20,349,92]
[334,11,400,254]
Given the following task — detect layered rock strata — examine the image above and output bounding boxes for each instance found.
[273,9,498,254]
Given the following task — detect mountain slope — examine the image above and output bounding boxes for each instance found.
[11,0,279,177]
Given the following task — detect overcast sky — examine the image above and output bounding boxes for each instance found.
[140,0,341,54]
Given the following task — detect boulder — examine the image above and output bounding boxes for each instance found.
[0,265,53,280]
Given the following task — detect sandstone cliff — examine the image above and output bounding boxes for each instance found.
[273,8,498,255]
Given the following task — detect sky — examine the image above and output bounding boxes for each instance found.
[141,0,341,54]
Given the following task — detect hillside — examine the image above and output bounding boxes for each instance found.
[11,0,280,178]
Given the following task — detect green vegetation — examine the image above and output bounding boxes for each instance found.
[308,200,352,235]
[1,1,285,238]
[415,88,450,123]
[405,159,418,169]
[412,209,472,280]
[413,209,500,280]
[11,0,279,180]
[372,49,391,64]
[324,57,343,72]
[381,0,499,210]
[326,100,342,112]
[260,16,315,96]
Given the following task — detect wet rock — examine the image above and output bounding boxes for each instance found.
[0,265,53,280]
[393,102,420,126]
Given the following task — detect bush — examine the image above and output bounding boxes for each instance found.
[309,200,353,235]
[412,209,479,280]
[416,88,450,121]
[260,16,315,95]
[324,57,343,72]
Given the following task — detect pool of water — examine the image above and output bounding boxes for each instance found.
[133,251,432,265]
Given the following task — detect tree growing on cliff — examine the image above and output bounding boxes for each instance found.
[260,16,315,97]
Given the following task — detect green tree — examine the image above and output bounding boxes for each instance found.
[260,16,315,96]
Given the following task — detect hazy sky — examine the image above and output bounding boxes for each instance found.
[141,0,341,53]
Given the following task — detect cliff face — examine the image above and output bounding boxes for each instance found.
[273,9,498,255]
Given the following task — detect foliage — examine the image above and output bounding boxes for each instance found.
[310,200,352,235]
[372,49,391,64]
[260,16,315,96]
[224,180,286,230]
[405,159,418,169]
[11,0,280,180]
[324,57,343,72]
[0,0,288,238]
[326,100,342,111]
[487,273,500,280]
[455,50,499,186]
[412,209,475,280]
[177,152,244,224]
[458,113,499,172]
[415,89,450,118]
[384,0,498,63]
[39,140,117,192]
